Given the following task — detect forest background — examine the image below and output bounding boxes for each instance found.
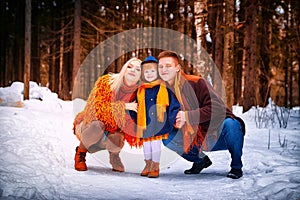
[1,0,299,113]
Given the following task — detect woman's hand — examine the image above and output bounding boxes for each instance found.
[125,101,138,112]
[174,111,186,128]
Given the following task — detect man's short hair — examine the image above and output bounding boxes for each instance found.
[158,50,181,64]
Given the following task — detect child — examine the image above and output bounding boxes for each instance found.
[130,55,180,178]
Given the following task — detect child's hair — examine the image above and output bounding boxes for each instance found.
[141,62,159,82]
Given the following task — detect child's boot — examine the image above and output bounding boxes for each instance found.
[141,160,152,176]
[74,146,88,171]
[148,161,159,178]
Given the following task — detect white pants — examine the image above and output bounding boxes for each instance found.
[143,140,162,163]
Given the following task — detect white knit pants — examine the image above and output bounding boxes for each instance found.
[143,140,162,163]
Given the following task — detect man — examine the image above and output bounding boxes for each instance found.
[157,50,245,179]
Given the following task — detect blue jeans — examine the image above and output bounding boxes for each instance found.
[163,118,244,169]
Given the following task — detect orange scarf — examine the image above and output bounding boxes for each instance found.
[136,79,169,138]
[174,72,195,153]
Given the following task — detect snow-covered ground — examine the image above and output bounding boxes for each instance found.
[0,82,299,200]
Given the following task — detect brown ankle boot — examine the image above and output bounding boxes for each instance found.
[148,161,159,178]
[141,160,152,176]
[74,146,87,171]
[109,152,124,172]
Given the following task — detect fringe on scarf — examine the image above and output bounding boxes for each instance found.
[125,133,169,148]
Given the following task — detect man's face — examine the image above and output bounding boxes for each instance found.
[158,57,180,85]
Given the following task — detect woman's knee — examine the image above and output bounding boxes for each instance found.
[89,120,105,132]
[106,131,125,153]
[80,121,106,150]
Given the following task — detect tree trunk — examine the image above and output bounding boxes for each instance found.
[289,50,293,108]
[298,2,300,108]
[258,0,271,107]
[49,43,57,93]
[59,14,64,99]
[72,0,81,92]
[23,0,31,100]
[284,50,289,107]
[284,1,291,108]
[31,0,40,85]
[298,55,300,108]
[208,0,223,94]
[223,0,235,110]
[287,0,294,108]
[194,0,208,75]
[243,0,258,112]
[0,0,5,86]
[234,0,244,105]
[295,0,300,108]
[15,1,25,83]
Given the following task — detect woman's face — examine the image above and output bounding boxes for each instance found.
[124,61,141,86]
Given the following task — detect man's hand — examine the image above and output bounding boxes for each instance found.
[125,101,137,112]
[174,111,186,128]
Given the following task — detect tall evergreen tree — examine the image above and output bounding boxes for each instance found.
[234,0,245,105]
[72,0,81,92]
[223,0,235,109]
[208,0,224,94]
[24,0,31,100]
[194,0,208,75]
[243,0,258,112]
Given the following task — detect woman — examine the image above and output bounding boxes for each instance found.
[73,57,142,172]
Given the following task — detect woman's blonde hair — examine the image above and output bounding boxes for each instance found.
[109,57,142,92]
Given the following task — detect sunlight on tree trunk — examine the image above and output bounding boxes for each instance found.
[243,0,258,112]
[208,0,223,96]
[194,0,208,75]
[59,17,64,99]
[223,0,235,110]
[24,0,31,100]
[72,0,81,92]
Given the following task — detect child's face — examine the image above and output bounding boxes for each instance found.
[144,66,158,82]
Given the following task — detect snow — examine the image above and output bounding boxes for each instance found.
[0,82,299,200]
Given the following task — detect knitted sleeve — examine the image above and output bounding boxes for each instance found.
[73,74,119,133]
[72,111,84,134]
[111,101,126,129]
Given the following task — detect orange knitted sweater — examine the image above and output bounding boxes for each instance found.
[73,74,126,133]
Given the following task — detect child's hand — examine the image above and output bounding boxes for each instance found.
[125,101,138,112]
